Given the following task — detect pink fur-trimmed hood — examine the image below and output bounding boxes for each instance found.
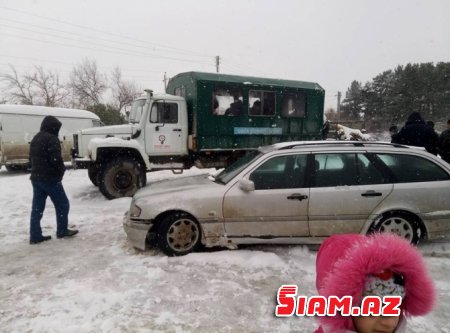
[315,233,436,331]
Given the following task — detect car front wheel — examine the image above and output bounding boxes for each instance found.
[370,212,422,245]
[157,213,201,256]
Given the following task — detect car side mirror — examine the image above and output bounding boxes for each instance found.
[238,178,255,192]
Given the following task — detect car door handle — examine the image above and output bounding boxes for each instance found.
[287,193,308,201]
[361,191,382,197]
[173,128,182,132]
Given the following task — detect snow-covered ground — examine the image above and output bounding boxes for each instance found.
[0,167,449,333]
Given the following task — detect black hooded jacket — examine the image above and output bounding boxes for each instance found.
[29,116,66,182]
[391,112,437,153]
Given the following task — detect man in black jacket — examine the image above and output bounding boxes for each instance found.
[29,116,78,244]
[391,112,438,154]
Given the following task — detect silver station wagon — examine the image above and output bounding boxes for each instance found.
[123,141,450,256]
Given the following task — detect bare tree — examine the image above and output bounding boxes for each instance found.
[69,58,107,108]
[110,67,141,113]
[26,66,69,107]
[0,65,69,106]
[0,65,34,105]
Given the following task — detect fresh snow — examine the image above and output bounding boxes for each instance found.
[336,124,371,141]
[0,167,449,332]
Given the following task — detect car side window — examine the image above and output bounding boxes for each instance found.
[313,153,358,187]
[377,154,450,183]
[356,154,388,185]
[249,154,307,190]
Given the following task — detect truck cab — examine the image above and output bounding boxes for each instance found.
[72,91,189,199]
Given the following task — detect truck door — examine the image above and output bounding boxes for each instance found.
[145,100,187,156]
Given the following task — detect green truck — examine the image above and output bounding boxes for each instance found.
[72,72,325,199]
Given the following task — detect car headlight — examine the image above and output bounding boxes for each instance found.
[130,201,142,217]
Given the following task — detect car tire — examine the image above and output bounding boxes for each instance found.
[98,157,145,200]
[370,212,422,245]
[87,164,101,186]
[157,213,202,256]
[5,164,29,172]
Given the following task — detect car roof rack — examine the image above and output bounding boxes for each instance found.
[276,141,410,150]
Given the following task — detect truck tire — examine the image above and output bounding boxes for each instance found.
[88,164,101,187]
[98,157,145,199]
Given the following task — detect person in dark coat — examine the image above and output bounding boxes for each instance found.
[29,116,78,244]
[225,95,243,116]
[391,112,438,154]
[426,121,440,155]
[321,120,330,140]
[438,118,450,163]
[389,125,399,142]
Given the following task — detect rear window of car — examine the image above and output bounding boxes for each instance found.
[377,154,450,183]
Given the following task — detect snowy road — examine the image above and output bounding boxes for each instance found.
[0,167,449,333]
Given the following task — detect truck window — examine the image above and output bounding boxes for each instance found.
[92,119,103,127]
[129,99,146,124]
[150,102,178,123]
[249,90,275,116]
[281,92,306,117]
[212,87,243,116]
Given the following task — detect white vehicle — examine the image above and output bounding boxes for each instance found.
[123,141,450,256]
[0,104,102,171]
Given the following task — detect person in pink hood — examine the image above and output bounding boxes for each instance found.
[315,233,436,333]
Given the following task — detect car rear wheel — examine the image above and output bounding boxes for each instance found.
[157,213,201,256]
[370,212,422,245]
[98,157,145,199]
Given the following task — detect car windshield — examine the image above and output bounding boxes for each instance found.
[129,99,146,124]
[214,150,263,184]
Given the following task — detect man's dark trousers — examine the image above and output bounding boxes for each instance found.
[30,181,70,241]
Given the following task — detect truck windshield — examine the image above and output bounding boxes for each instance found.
[214,150,263,184]
[129,99,146,124]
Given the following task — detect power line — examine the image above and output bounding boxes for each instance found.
[0,63,165,82]
[0,17,213,59]
[1,24,213,64]
[0,53,165,73]
[2,32,213,66]
[0,5,214,58]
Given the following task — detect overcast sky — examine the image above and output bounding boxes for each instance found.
[1,0,449,109]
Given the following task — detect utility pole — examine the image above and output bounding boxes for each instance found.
[215,56,220,73]
[337,91,341,123]
[163,72,168,92]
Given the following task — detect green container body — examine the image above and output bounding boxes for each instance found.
[166,72,324,152]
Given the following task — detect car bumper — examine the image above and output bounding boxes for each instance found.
[123,215,153,250]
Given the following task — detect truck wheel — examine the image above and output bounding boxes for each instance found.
[98,157,145,199]
[157,213,201,256]
[88,164,101,186]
